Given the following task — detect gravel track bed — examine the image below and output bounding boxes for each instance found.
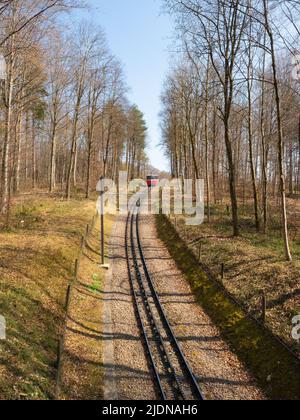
[131,213,193,400]
[139,214,265,401]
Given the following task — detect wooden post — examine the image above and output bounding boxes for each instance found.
[65,284,73,311]
[198,243,202,262]
[159,187,162,215]
[55,337,63,399]
[221,263,225,280]
[79,235,85,259]
[74,259,79,281]
[56,338,62,369]
[261,294,267,324]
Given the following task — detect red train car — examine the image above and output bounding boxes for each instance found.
[147,175,159,188]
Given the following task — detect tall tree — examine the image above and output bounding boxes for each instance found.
[261,0,292,261]
[165,0,251,236]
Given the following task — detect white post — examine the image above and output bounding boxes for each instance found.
[0,316,6,340]
[97,176,110,270]
[0,53,6,104]
[99,176,105,266]
[0,53,6,80]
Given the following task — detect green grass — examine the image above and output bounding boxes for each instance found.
[247,232,300,258]
[0,194,97,400]
[204,201,300,257]
[0,284,59,399]
[156,214,300,400]
[59,213,114,400]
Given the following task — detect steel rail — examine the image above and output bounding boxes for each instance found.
[125,210,166,400]
[130,212,185,400]
[136,211,205,401]
[125,201,204,401]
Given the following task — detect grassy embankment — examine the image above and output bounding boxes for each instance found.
[0,192,113,400]
[157,207,300,400]
[166,199,300,350]
[58,210,114,400]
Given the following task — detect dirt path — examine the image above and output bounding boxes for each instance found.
[105,213,265,400]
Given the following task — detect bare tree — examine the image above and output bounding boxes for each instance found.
[162,0,300,260]
[0,0,77,46]
[165,0,251,236]
[0,7,148,226]
[261,0,292,261]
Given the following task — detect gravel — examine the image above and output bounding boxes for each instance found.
[103,215,156,400]
[139,214,265,401]
[105,213,265,400]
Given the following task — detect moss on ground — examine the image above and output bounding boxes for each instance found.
[171,200,300,354]
[156,214,300,400]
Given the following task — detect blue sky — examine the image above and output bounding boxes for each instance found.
[75,0,174,172]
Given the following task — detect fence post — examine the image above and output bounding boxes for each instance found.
[221,263,225,281]
[56,337,63,368]
[261,294,267,324]
[74,259,80,281]
[78,235,85,260]
[65,284,72,311]
[55,213,96,400]
[55,337,64,399]
[198,243,202,262]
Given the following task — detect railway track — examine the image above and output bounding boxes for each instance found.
[125,199,204,401]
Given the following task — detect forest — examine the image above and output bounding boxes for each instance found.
[161,0,300,261]
[1,0,300,402]
[0,0,148,226]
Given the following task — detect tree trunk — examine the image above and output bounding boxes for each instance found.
[49,123,57,193]
[263,0,292,261]
[32,116,36,189]
[261,39,268,234]
[66,94,82,200]
[13,111,22,194]
[1,46,14,215]
[205,60,211,222]
[224,119,239,236]
[247,45,260,232]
